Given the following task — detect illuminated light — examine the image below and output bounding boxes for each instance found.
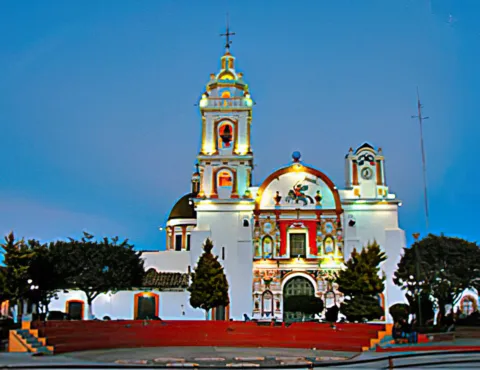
[245,98,253,107]
[158,227,164,231]
[333,186,337,190]
[398,202,403,207]
[236,144,249,155]
[202,143,215,155]
[199,98,208,108]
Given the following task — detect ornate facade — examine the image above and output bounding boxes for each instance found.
[50,38,443,323]
[162,43,407,322]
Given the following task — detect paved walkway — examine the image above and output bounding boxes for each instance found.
[65,346,355,366]
[1,344,479,368]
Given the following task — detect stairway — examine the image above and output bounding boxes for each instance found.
[12,329,53,354]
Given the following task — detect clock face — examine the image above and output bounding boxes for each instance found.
[361,167,373,180]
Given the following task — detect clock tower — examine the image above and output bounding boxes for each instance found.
[345,143,388,199]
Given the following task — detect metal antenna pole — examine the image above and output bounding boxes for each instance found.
[411,87,430,230]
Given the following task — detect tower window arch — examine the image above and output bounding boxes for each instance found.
[262,236,273,259]
[220,90,231,99]
[218,122,234,149]
[218,170,233,187]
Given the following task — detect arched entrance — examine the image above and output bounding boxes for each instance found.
[283,276,315,322]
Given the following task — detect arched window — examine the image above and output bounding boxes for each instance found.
[218,123,234,149]
[460,295,477,316]
[243,218,250,227]
[262,236,273,259]
[317,279,326,292]
[324,236,335,255]
[254,241,262,258]
[262,290,274,317]
[218,170,233,187]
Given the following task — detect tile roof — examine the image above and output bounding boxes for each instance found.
[142,268,189,290]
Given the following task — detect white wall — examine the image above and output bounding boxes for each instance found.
[194,203,254,320]
[50,290,205,320]
[160,291,205,320]
[343,203,407,322]
[142,251,190,272]
[384,229,408,310]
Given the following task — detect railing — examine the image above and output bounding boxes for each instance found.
[200,98,252,109]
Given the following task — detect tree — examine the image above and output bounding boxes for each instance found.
[389,303,409,323]
[394,234,480,319]
[335,241,387,322]
[0,267,7,305]
[58,233,145,319]
[284,295,324,320]
[188,238,229,319]
[406,292,434,324]
[27,240,68,314]
[0,232,35,322]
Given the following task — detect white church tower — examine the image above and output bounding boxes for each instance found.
[189,29,255,320]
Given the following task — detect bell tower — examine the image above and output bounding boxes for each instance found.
[189,26,255,321]
[196,35,254,200]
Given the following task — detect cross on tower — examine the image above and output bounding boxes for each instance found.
[220,13,235,51]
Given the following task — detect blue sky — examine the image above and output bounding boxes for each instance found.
[1,0,479,251]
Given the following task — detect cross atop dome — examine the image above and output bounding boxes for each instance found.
[220,13,235,53]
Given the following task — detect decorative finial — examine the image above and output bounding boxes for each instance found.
[220,13,235,51]
[194,162,200,174]
[274,191,282,205]
[292,151,301,162]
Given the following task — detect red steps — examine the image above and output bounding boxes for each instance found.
[32,321,384,354]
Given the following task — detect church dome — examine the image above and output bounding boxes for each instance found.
[167,193,196,221]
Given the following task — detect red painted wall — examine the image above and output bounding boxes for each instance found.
[32,321,385,354]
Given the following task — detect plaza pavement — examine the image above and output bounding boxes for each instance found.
[1,345,479,368]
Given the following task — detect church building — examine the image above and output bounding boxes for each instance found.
[50,37,416,323]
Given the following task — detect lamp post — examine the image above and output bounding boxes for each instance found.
[412,233,423,325]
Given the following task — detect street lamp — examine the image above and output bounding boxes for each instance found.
[412,233,423,326]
